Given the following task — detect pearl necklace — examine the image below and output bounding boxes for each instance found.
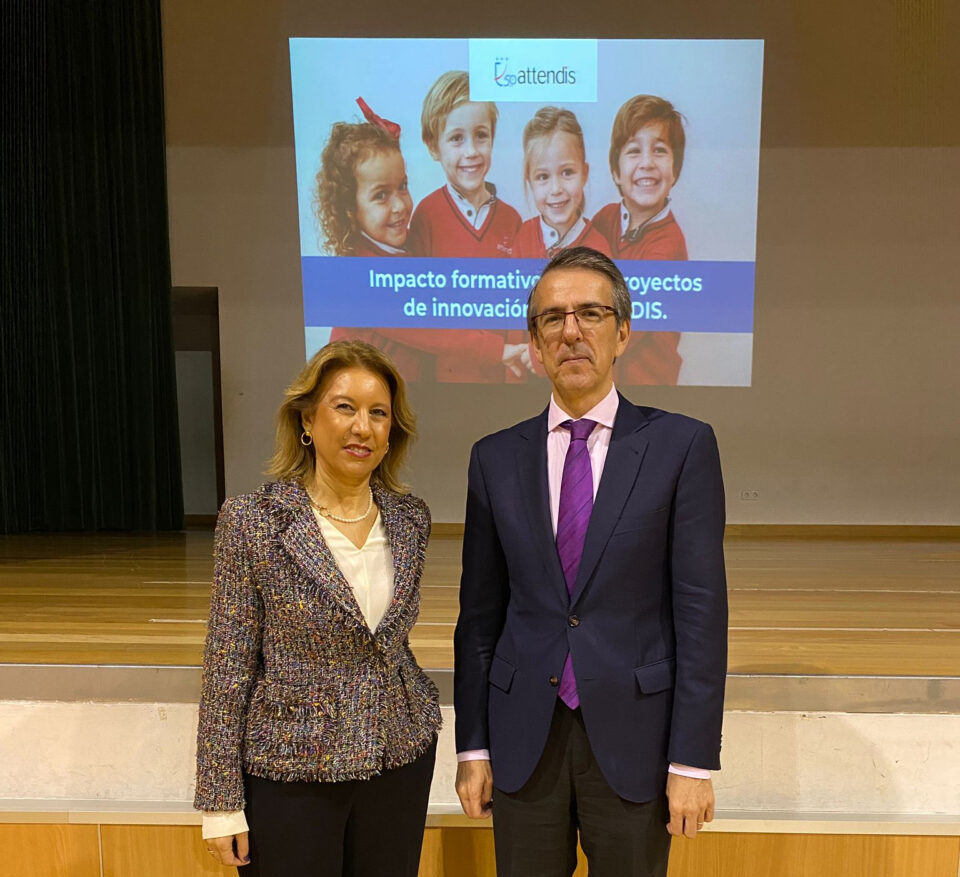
[308,487,374,524]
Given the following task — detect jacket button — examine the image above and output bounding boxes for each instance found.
[568,615,580,628]
[549,675,559,686]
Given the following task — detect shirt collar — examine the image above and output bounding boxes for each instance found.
[360,230,406,255]
[446,182,496,223]
[540,215,586,252]
[548,384,619,432]
[619,199,670,237]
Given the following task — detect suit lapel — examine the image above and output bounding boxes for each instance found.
[571,397,650,605]
[516,409,569,605]
[372,486,418,639]
[274,484,369,632]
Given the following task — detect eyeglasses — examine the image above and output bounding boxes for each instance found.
[531,305,617,338]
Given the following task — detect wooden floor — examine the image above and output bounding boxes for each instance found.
[0,531,958,675]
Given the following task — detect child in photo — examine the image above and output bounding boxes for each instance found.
[594,95,688,261]
[351,71,530,383]
[320,104,430,373]
[315,106,413,257]
[592,95,685,384]
[407,71,521,257]
[513,107,611,258]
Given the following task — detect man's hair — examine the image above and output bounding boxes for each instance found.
[608,94,686,181]
[526,246,632,336]
[420,71,498,154]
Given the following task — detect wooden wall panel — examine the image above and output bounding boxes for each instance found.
[418,828,444,877]
[418,829,960,877]
[666,833,960,877]
[0,824,100,877]
[101,825,222,877]
[6,823,957,877]
[437,826,497,875]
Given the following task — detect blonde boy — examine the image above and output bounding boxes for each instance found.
[407,71,521,257]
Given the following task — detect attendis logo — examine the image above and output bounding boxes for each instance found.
[494,56,578,88]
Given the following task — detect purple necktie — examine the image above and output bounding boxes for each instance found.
[556,418,597,709]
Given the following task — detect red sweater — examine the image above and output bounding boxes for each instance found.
[329,326,533,384]
[334,187,523,382]
[407,186,521,258]
[512,217,613,259]
[592,203,688,261]
[590,202,685,385]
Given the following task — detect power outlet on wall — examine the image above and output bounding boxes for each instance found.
[739,489,760,502]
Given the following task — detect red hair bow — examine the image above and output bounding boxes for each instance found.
[356,97,401,139]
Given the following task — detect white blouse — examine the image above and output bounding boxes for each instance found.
[201,509,395,840]
[314,509,395,631]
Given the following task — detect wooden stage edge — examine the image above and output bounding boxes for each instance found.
[2,804,960,836]
[430,523,960,539]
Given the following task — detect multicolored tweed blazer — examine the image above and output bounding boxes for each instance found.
[194,480,442,812]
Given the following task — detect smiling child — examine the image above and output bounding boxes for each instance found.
[513,107,611,258]
[406,71,521,257]
[594,95,688,261]
[315,118,413,257]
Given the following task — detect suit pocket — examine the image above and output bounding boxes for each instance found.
[612,505,669,536]
[488,655,516,693]
[634,657,676,694]
[251,679,339,720]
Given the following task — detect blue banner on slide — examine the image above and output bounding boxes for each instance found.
[302,258,755,333]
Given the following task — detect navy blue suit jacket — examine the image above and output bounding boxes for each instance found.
[453,395,728,802]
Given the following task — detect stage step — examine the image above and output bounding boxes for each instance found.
[2,663,959,713]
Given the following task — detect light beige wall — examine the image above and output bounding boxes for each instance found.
[162,0,960,523]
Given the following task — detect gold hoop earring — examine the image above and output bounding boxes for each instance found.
[300,431,313,447]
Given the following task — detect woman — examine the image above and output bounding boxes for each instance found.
[195,341,442,876]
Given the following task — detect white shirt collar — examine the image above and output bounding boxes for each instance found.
[548,383,619,432]
[360,230,406,255]
[619,199,670,237]
[446,182,495,229]
[540,215,586,252]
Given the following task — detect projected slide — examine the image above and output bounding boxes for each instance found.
[290,38,763,385]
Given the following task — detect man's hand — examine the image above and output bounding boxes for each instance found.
[666,773,715,838]
[205,832,250,867]
[456,759,494,819]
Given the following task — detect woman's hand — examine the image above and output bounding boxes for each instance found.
[205,832,250,867]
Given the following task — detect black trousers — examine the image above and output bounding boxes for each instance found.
[238,738,436,877]
[493,702,670,877]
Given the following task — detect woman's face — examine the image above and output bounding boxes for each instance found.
[302,367,393,485]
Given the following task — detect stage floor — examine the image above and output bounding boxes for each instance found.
[0,530,958,678]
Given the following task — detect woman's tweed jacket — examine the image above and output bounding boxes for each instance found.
[194,480,442,812]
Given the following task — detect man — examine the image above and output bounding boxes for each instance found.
[453,247,728,876]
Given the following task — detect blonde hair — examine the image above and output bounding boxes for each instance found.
[420,71,498,153]
[522,106,588,197]
[268,341,416,494]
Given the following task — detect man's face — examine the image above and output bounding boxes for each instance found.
[530,268,630,403]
